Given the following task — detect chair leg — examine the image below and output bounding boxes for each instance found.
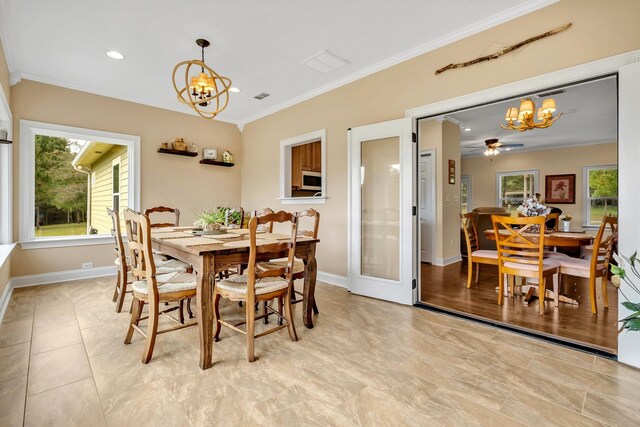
[263,301,269,325]
[284,291,298,342]
[475,263,480,285]
[112,272,120,302]
[497,269,504,305]
[553,274,560,308]
[508,275,514,298]
[142,298,159,364]
[602,276,609,309]
[278,296,284,326]
[312,299,319,315]
[539,277,546,315]
[186,298,194,318]
[125,297,143,344]
[213,291,222,342]
[466,259,473,288]
[589,276,598,314]
[246,299,256,362]
[178,300,185,324]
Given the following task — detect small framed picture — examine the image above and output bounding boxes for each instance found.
[203,148,218,160]
[545,174,576,204]
[448,159,455,185]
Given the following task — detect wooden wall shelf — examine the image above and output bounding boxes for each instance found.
[157,148,198,157]
[199,159,234,167]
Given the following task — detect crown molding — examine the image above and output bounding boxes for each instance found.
[236,0,559,126]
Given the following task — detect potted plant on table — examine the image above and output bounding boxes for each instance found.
[560,214,572,232]
[611,251,640,332]
[193,208,227,234]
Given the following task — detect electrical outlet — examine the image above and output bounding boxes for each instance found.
[82,262,93,269]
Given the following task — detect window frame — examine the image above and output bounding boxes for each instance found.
[19,120,140,249]
[583,164,618,229]
[460,174,471,213]
[278,129,327,205]
[0,84,12,246]
[495,169,539,209]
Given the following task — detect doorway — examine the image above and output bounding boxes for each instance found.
[419,150,435,263]
[416,75,619,355]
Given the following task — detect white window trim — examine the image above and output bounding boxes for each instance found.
[19,120,140,249]
[0,82,12,246]
[583,164,617,229]
[495,169,539,207]
[278,129,327,205]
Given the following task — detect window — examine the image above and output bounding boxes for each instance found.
[0,87,11,245]
[496,170,538,214]
[19,120,140,248]
[279,129,327,204]
[460,175,471,213]
[584,165,618,226]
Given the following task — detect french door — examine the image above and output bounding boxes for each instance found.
[348,117,417,305]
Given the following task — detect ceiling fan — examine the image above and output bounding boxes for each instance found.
[467,138,524,156]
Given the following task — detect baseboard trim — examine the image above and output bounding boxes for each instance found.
[10,265,117,289]
[0,279,13,324]
[433,255,462,267]
[317,271,348,289]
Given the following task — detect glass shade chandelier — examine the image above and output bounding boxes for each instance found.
[500,97,561,132]
[172,39,232,120]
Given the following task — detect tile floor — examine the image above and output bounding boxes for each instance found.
[0,276,639,426]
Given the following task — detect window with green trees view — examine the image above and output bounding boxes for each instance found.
[35,135,89,237]
[496,170,538,213]
[584,165,618,225]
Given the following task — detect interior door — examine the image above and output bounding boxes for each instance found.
[348,117,416,305]
[419,151,434,263]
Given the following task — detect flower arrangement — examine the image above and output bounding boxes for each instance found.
[560,214,572,221]
[611,251,640,332]
[517,197,551,217]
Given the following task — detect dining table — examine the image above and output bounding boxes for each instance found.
[484,228,596,305]
[151,227,319,370]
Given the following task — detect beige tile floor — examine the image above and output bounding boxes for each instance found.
[1,276,640,426]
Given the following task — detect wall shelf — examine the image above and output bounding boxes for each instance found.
[199,159,234,167]
[157,148,198,157]
[0,139,12,144]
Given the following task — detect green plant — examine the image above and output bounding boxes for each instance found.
[611,251,640,332]
[193,208,226,229]
[560,214,572,221]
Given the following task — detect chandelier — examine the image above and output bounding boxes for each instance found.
[499,97,561,132]
[172,39,232,120]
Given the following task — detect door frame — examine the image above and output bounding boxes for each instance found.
[418,148,436,265]
[405,49,640,367]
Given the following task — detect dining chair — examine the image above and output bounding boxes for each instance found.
[250,207,274,232]
[225,206,245,229]
[492,215,560,315]
[143,205,180,228]
[258,209,320,321]
[555,215,618,314]
[123,211,198,364]
[545,212,560,231]
[123,208,193,323]
[460,213,498,288]
[213,211,299,362]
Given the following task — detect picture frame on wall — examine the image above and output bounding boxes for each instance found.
[448,159,455,185]
[545,174,575,204]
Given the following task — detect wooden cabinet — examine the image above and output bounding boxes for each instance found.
[291,141,322,190]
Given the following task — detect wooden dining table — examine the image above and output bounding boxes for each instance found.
[151,228,319,370]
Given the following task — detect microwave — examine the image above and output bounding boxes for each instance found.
[301,171,322,191]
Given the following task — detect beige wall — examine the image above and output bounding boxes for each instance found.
[461,142,617,228]
[10,80,242,276]
[241,0,640,276]
[0,40,10,106]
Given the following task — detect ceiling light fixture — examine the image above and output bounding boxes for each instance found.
[106,50,124,60]
[229,87,241,93]
[172,38,232,120]
[464,128,471,132]
[500,97,561,132]
[481,138,524,157]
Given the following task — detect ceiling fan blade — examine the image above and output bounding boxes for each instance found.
[499,143,525,148]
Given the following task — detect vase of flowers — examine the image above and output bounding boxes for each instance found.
[560,214,572,232]
[517,197,551,232]
[611,251,640,332]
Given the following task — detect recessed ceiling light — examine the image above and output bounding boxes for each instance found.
[229,87,240,93]
[464,128,471,132]
[106,50,125,60]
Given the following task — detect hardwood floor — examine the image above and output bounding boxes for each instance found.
[420,260,618,354]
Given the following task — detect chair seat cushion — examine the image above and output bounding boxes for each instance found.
[256,259,304,275]
[155,258,191,274]
[132,272,197,295]
[114,253,168,266]
[471,250,498,259]
[504,259,559,272]
[217,275,289,296]
[557,257,604,271]
[544,251,570,258]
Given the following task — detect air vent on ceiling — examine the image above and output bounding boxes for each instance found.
[254,92,270,100]
[302,49,350,74]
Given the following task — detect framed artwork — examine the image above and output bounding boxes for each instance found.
[545,174,575,204]
[448,159,455,185]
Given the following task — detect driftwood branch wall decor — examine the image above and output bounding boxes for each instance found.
[435,23,572,75]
